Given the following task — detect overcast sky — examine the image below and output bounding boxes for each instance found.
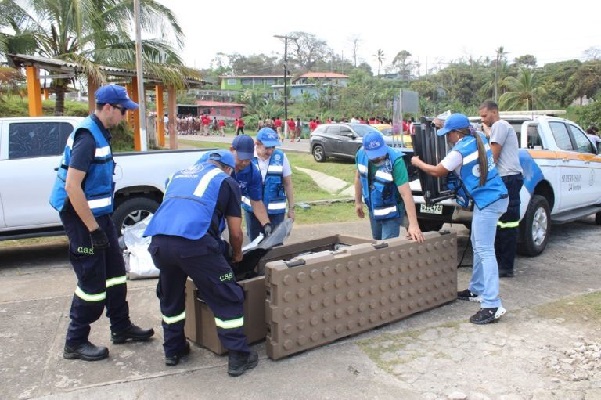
[156,0,599,74]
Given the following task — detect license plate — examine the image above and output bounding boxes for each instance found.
[420,204,443,214]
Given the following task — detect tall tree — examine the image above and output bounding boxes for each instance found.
[374,49,384,77]
[494,46,507,102]
[0,0,186,115]
[499,68,546,110]
[391,50,413,81]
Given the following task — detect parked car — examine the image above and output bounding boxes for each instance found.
[310,123,409,162]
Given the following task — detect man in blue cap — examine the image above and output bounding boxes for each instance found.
[230,134,272,237]
[144,150,258,376]
[354,131,424,241]
[245,127,295,241]
[197,135,273,238]
[49,84,154,362]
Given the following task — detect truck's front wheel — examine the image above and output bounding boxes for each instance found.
[518,195,551,257]
[112,197,160,237]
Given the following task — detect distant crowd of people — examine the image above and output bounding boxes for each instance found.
[167,114,422,138]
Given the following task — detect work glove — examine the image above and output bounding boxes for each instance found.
[262,223,273,237]
[90,228,110,250]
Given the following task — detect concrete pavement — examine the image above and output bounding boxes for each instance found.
[2,217,601,399]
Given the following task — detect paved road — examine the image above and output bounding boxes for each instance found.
[1,217,600,399]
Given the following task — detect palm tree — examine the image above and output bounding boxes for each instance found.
[499,68,546,110]
[0,0,187,115]
[494,46,507,102]
[374,49,384,77]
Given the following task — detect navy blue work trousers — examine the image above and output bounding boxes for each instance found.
[495,174,524,272]
[148,235,249,358]
[60,211,130,346]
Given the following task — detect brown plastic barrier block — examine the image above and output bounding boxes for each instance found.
[184,234,373,354]
[256,235,374,275]
[265,232,457,360]
[184,276,266,355]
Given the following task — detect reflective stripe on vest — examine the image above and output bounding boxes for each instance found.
[374,170,393,182]
[373,205,398,218]
[241,196,252,207]
[214,315,244,329]
[463,144,491,165]
[193,168,222,197]
[88,196,112,211]
[163,311,186,324]
[106,275,127,288]
[75,286,106,302]
[498,220,520,228]
[95,145,111,158]
[267,201,287,211]
[267,165,283,175]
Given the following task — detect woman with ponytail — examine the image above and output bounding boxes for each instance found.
[411,113,509,325]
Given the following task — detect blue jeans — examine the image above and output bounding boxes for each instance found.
[469,197,508,309]
[368,214,403,240]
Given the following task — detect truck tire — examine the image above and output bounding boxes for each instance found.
[596,212,601,225]
[417,219,444,232]
[517,195,551,257]
[112,197,160,237]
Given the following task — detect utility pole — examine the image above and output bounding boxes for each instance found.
[134,0,147,151]
[274,34,297,133]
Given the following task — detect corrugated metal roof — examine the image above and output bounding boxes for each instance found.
[7,54,208,86]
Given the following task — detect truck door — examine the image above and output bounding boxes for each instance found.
[548,121,590,211]
[566,122,601,205]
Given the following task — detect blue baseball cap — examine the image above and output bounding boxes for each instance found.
[205,150,236,169]
[362,131,388,159]
[256,127,281,147]
[231,134,255,160]
[95,84,139,110]
[436,113,470,136]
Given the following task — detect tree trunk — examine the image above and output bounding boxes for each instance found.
[54,79,65,116]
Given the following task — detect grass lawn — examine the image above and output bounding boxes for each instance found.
[178,138,359,223]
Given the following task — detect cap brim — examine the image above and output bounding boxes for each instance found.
[236,151,254,160]
[259,139,281,147]
[436,127,451,136]
[365,145,388,160]
[122,99,139,110]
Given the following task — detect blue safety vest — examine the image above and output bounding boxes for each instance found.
[234,163,262,213]
[453,133,508,210]
[144,163,228,240]
[257,149,287,215]
[357,147,403,220]
[49,116,114,216]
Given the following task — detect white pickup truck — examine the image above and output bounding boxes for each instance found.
[0,116,211,241]
[410,115,601,256]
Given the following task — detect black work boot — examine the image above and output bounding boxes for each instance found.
[63,341,109,361]
[165,342,191,367]
[228,350,258,377]
[111,324,154,344]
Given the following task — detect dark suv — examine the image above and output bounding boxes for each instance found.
[310,123,408,162]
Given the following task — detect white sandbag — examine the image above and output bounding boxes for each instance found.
[122,215,159,279]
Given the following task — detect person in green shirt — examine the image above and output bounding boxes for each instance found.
[354,131,424,242]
